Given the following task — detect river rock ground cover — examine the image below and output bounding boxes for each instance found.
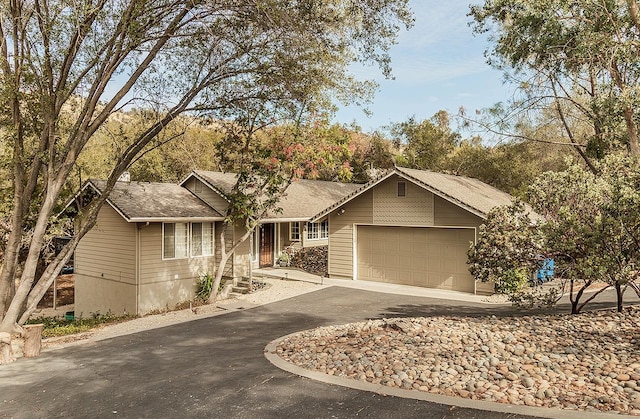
[276,306,640,415]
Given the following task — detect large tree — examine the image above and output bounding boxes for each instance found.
[0,0,412,346]
[529,155,640,314]
[470,0,640,169]
[391,112,461,171]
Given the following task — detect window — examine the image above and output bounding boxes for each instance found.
[163,223,188,259]
[306,220,328,240]
[191,222,214,257]
[397,181,406,197]
[290,222,301,241]
[194,180,203,193]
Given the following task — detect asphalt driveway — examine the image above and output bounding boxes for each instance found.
[0,286,624,419]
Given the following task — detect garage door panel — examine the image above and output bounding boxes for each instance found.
[357,225,475,293]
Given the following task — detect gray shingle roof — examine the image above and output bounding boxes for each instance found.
[396,167,515,217]
[90,180,223,222]
[192,171,361,220]
[267,178,361,220]
[311,167,518,221]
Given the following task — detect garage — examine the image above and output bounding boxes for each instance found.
[356,225,476,292]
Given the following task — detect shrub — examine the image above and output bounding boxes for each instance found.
[195,272,225,301]
[494,267,529,295]
[27,312,136,337]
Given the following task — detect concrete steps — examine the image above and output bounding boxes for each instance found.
[231,278,252,295]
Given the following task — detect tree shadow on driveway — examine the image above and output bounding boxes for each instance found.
[0,287,554,419]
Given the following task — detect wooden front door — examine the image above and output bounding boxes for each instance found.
[259,224,274,267]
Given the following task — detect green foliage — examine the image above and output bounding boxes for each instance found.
[446,137,571,198]
[26,312,136,338]
[526,154,640,312]
[470,0,640,163]
[508,286,561,310]
[196,273,223,301]
[471,154,640,313]
[495,267,530,295]
[391,114,460,171]
[276,252,291,267]
[1,0,413,330]
[468,201,542,295]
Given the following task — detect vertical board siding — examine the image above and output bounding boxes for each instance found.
[214,221,234,277]
[328,190,373,278]
[233,224,251,278]
[373,175,434,226]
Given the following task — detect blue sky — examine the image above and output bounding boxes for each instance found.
[333,1,514,133]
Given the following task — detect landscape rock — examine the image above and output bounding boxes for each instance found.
[276,306,640,415]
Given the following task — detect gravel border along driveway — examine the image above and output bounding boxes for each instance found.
[272,306,640,417]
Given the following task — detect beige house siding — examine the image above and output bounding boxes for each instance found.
[434,196,484,228]
[75,276,136,317]
[215,221,234,278]
[75,205,137,316]
[183,177,228,214]
[476,279,495,295]
[138,222,216,313]
[233,224,251,278]
[326,181,495,294]
[279,223,291,249]
[374,175,434,226]
[328,189,374,278]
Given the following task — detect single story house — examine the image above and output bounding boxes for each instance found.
[72,166,513,316]
[72,173,359,316]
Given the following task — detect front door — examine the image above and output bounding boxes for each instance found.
[259,224,274,267]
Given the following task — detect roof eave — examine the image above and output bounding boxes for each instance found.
[393,168,488,220]
[309,170,396,222]
[259,217,316,223]
[125,216,226,223]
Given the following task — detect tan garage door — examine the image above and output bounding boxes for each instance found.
[357,225,475,292]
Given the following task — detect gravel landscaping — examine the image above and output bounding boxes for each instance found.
[276,306,640,415]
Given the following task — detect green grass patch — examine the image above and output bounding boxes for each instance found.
[26,312,137,338]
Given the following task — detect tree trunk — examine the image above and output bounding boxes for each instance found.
[616,282,624,313]
[23,324,44,358]
[0,182,62,333]
[0,332,14,364]
[570,279,587,314]
[207,222,255,304]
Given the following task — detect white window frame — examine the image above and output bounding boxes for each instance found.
[162,222,189,260]
[191,222,214,257]
[289,222,301,241]
[306,220,328,241]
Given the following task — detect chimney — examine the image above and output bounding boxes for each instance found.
[118,171,131,182]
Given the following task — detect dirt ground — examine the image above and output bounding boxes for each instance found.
[38,274,74,308]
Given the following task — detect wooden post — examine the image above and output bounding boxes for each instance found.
[23,324,44,358]
[53,275,57,310]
